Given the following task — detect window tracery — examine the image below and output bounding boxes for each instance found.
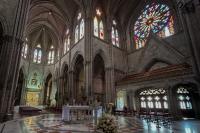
[139,88,168,109]
[22,43,28,59]
[64,29,70,54]
[111,20,119,47]
[177,87,192,110]
[134,3,175,49]
[93,9,104,39]
[48,45,55,64]
[33,44,42,64]
[75,12,84,43]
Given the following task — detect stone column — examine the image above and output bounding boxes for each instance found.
[84,8,93,102]
[105,18,115,104]
[68,70,75,104]
[7,38,23,112]
[105,68,114,104]
[0,0,30,120]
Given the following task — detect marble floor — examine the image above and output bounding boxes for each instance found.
[0,114,200,133]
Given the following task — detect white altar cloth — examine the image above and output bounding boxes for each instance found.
[62,105,91,121]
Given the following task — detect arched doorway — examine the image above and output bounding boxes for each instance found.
[43,74,52,106]
[74,55,85,104]
[14,69,24,106]
[93,55,105,106]
[63,65,69,104]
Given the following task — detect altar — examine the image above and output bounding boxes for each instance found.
[62,105,102,122]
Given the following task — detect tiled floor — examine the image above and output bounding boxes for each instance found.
[0,114,200,133]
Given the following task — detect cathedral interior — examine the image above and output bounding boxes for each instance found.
[0,0,200,132]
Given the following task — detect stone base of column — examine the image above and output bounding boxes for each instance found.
[0,113,13,122]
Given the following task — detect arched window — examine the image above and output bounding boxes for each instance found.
[22,43,28,58]
[139,88,168,110]
[57,50,60,60]
[134,3,175,49]
[94,17,98,37]
[111,20,119,47]
[64,29,70,54]
[93,9,104,39]
[48,45,55,64]
[74,12,84,43]
[33,44,42,64]
[177,87,192,110]
[75,25,79,43]
[80,19,85,39]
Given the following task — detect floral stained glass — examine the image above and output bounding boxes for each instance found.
[134,3,173,49]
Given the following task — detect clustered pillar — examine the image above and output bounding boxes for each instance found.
[0,0,30,121]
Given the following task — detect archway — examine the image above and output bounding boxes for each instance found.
[74,55,85,104]
[93,54,105,106]
[43,73,52,106]
[14,69,24,106]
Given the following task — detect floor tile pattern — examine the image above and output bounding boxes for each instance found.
[1,114,200,133]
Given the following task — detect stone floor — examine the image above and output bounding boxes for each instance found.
[0,114,200,133]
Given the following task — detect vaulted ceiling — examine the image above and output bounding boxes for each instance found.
[25,0,142,50]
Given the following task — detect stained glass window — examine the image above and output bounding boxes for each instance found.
[22,43,28,58]
[177,87,192,110]
[80,19,84,39]
[158,16,175,38]
[48,45,54,64]
[75,25,79,43]
[134,3,174,49]
[111,20,119,47]
[33,49,38,63]
[139,88,168,109]
[33,44,42,64]
[57,50,60,60]
[64,29,70,54]
[93,9,104,40]
[75,12,84,43]
[94,17,98,37]
[99,20,104,39]
[38,50,42,63]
